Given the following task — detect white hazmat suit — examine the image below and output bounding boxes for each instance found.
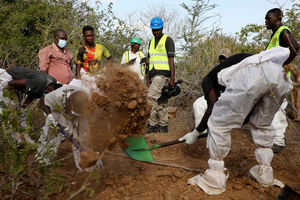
[36,85,82,168]
[193,97,288,149]
[188,46,292,195]
[36,84,102,172]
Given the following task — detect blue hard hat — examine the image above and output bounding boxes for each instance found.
[150,17,164,29]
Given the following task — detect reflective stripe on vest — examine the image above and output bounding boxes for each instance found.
[148,34,169,71]
[125,50,145,76]
[266,26,291,50]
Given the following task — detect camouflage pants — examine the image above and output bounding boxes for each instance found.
[148,75,169,126]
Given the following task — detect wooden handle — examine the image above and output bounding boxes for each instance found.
[157,132,208,148]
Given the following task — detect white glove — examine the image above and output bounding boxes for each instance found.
[179,129,201,145]
[47,113,57,126]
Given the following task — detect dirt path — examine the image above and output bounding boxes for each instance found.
[56,106,300,200]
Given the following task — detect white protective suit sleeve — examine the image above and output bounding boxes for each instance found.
[36,86,80,168]
[36,113,64,165]
[193,96,207,129]
[272,99,288,146]
[69,78,90,93]
[0,69,12,91]
[0,69,13,112]
[189,46,292,195]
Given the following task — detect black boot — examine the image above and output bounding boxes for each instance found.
[158,125,168,133]
[276,184,300,200]
[272,144,285,153]
[147,124,157,134]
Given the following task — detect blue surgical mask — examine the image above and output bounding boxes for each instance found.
[57,39,67,48]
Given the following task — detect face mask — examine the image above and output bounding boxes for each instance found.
[57,39,67,48]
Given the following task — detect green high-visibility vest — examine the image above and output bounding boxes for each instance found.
[148,34,169,71]
[266,26,291,50]
[125,50,145,76]
[266,25,292,77]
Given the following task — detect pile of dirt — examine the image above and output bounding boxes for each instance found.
[86,66,152,153]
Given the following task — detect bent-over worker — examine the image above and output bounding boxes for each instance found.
[180,46,292,195]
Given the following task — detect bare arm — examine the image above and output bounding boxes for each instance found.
[281,32,299,65]
[38,49,50,74]
[120,58,136,67]
[39,97,51,115]
[75,63,81,79]
[8,79,26,89]
[69,59,74,71]
[196,88,219,133]
[107,56,113,67]
[146,62,150,87]
[168,56,175,87]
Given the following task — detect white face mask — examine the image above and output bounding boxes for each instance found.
[57,39,67,48]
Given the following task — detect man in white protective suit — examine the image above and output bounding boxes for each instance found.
[179,46,292,195]
[36,83,103,172]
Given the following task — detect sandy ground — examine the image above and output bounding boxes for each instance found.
[55,105,300,200]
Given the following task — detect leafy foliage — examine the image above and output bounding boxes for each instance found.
[0,0,137,69]
[0,92,67,199]
[96,3,138,63]
[0,96,37,198]
[180,0,219,55]
[42,170,68,199]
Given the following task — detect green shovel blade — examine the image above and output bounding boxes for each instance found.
[124,136,154,162]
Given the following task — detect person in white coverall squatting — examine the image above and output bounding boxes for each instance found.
[37,83,103,172]
[179,46,292,195]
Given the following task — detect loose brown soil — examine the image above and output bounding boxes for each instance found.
[87,66,151,154]
[79,151,100,169]
[54,104,300,200]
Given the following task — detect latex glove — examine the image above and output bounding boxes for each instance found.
[179,129,201,145]
[47,113,57,126]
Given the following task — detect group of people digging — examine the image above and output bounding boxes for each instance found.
[1,7,299,197]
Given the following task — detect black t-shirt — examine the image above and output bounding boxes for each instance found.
[7,67,56,98]
[148,34,175,79]
[202,53,253,100]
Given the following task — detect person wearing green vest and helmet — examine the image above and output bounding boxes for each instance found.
[146,16,175,134]
[265,8,299,153]
[121,37,145,81]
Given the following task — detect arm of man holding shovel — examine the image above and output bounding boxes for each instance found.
[180,53,254,145]
[179,88,218,144]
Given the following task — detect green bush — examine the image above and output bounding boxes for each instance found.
[0,95,66,199]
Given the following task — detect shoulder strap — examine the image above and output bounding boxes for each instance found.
[138,51,143,59]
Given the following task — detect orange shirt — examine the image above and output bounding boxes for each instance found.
[38,43,74,84]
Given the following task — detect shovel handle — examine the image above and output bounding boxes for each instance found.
[158,139,183,148]
[134,132,208,151]
[159,132,208,148]
[57,123,83,151]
